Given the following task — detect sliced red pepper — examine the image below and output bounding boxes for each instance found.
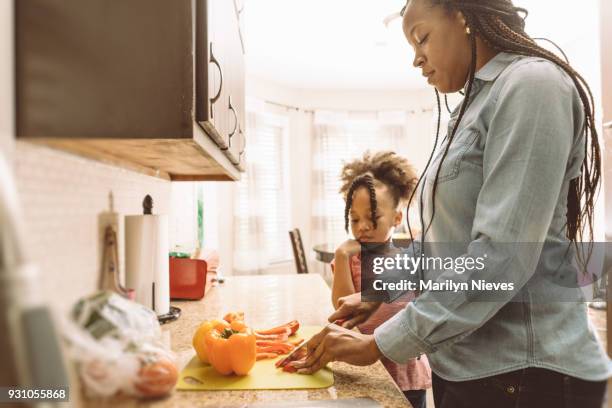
[282,364,298,373]
[256,340,294,348]
[275,346,308,368]
[257,345,294,355]
[255,320,299,336]
[256,352,279,361]
[255,332,290,342]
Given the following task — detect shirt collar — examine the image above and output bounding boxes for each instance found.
[451,52,520,115]
[474,52,521,82]
[449,52,521,120]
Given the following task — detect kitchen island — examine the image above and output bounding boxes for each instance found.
[158,274,412,407]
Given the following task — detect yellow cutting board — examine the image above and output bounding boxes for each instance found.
[177,326,334,390]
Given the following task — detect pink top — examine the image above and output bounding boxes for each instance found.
[332,254,431,391]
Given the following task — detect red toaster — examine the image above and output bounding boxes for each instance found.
[169,257,208,300]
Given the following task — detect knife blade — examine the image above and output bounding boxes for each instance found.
[276,318,349,368]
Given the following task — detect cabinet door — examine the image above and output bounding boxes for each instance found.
[222,0,245,166]
[195,0,244,164]
[17,0,193,138]
[196,0,229,149]
[236,124,246,172]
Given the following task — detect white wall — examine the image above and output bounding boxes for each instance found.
[600,0,612,239]
[0,0,13,160]
[14,143,171,313]
[169,181,235,277]
[247,76,445,112]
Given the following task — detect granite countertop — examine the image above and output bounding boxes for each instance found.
[82,274,411,407]
[164,274,410,407]
[76,275,610,407]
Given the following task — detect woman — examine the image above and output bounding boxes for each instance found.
[292,0,611,406]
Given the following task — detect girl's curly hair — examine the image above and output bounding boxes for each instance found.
[340,151,418,233]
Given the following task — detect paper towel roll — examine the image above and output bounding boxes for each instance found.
[125,214,170,316]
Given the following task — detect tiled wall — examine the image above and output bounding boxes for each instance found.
[14,141,171,314]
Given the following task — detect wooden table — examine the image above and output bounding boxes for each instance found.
[313,243,336,264]
[313,236,416,265]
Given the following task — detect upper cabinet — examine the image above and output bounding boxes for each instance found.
[16,0,246,181]
[197,0,246,171]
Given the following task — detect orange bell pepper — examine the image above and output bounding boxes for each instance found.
[205,325,257,376]
[223,311,245,323]
[192,319,230,364]
[230,319,248,332]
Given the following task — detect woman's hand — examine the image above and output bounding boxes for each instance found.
[335,239,361,259]
[329,292,381,329]
[290,324,382,374]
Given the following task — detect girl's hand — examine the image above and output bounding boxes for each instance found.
[329,292,381,329]
[335,239,361,259]
[290,324,382,374]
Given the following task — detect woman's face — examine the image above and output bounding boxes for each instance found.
[349,185,402,243]
[402,0,472,93]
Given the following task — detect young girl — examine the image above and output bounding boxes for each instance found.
[331,151,431,408]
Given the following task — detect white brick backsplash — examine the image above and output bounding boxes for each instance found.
[14,141,171,314]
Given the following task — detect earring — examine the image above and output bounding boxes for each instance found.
[466,26,471,35]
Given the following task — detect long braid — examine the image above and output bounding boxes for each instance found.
[405,89,443,245]
[461,2,601,257]
[444,94,452,114]
[344,174,379,233]
[404,0,601,260]
[424,26,477,238]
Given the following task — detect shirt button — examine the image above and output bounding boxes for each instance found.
[506,386,515,394]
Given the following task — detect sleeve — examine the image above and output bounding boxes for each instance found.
[373,61,581,363]
[379,240,422,302]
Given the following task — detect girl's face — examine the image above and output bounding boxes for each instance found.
[402,0,472,93]
[349,185,402,243]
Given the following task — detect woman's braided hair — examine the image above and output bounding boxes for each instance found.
[340,151,418,233]
[401,0,601,257]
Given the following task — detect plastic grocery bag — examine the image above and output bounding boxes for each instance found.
[62,291,178,399]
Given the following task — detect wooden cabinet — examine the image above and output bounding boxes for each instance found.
[196,0,246,170]
[16,0,246,181]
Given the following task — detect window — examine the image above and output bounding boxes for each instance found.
[311,111,413,247]
[234,111,292,273]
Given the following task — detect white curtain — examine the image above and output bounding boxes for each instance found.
[233,109,292,274]
[310,109,436,249]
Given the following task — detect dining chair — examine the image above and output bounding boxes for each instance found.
[289,228,309,274]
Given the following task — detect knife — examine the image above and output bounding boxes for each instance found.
[276,318,349,368]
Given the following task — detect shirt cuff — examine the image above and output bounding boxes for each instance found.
[373,307,435,364]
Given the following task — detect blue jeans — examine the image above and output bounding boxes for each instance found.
[432,368,606,408]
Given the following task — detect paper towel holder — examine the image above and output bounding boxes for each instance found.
[145,195,181,323]
[126,193,174,319]
[153,279,181,324]
[143,194,153,215]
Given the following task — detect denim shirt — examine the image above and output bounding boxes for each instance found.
[373,52,612,381]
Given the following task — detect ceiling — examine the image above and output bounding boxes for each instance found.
[243,0,600,91]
